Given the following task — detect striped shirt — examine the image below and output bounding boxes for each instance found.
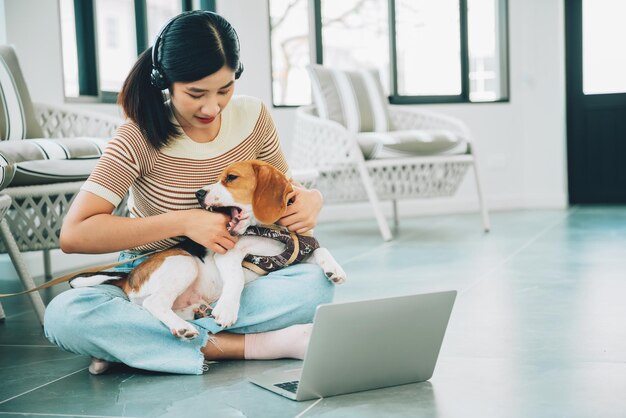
[82,95,289,251]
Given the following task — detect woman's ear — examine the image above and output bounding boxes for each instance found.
[252,163,293,224]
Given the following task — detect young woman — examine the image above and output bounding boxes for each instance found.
[44,11,333,375]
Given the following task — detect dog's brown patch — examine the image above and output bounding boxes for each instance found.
[220,161,257,205]
[220,160,292,225]
[121,248,191,292]
[251,162,292,224]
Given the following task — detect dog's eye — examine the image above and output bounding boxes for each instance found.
[225,174,238,183]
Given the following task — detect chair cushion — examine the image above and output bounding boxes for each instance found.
[0,137,107,189]
[10,158,99,186]
[0,45,44,140]
[356,130,468,160]
[306,65,390,134]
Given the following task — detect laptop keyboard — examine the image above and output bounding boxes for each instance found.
[274,380,299,393]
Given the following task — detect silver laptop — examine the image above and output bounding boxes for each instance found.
[249,290,456,401]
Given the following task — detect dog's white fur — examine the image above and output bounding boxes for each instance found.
[72,161,346,340]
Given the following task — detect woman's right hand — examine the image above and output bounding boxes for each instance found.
[180,209,238,254]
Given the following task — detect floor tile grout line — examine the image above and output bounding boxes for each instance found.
[0,412,142,418]
[2,311,31,320]
[1,357,87,373]
[0,367,88,406]
[294,397,323,418]
[459,207,578,297]
[0,344,57,348]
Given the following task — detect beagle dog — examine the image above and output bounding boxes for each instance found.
[71,160,346,340]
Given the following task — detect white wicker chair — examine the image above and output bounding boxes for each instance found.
[0,44,128,324]
[291,105,490,241]
[1,102,125,259]
[0,105,124,324]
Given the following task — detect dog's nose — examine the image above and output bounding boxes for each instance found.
[195,189,207,201]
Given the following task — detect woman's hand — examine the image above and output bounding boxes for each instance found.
[180,209,238,254]
[277,186,323,234]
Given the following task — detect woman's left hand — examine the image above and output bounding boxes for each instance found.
[277,186,323,234]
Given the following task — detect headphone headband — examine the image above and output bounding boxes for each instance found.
[150,12,192,90]
[150,10,243,90]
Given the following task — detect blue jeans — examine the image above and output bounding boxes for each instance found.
[44,251,335,375]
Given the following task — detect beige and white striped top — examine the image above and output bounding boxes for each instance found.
[82,95,289,251]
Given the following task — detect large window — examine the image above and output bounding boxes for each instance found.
[269,0,509,106]
[322,1,390,90]
[269,0,312,106]
[582,0,626,95]
[59,0,215,102]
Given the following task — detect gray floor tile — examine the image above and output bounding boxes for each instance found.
[0,360,319,418]
[0,345,88,406]
[2,207,626,417]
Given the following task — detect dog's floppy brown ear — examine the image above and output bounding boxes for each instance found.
[252,162,293,225]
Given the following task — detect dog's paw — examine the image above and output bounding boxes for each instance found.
[325,269,346,285]
[171,326,199,341]
[211,301,239,327]
[193,303,213,320]
[320,260,347,284]
[312,248,346,285]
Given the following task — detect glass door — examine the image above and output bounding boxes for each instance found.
[566,0,626,203]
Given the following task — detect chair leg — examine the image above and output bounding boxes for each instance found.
[472,161,491,232]
[392,200,399,229]
[0,219,46,326]
[357,164,392,241]
[43,249,52,282]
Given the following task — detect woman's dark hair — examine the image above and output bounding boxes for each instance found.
[118,11,243,149]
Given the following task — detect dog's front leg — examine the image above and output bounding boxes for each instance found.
[212,249,247,327]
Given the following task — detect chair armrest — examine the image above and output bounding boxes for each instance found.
[388,105,473,141]
[291,106,362,169]
[34,102,123,139]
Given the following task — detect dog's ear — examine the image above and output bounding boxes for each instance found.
[252,163,293,225]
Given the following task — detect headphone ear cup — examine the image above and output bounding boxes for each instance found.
[235,62,244,79]
[150,67,168,90]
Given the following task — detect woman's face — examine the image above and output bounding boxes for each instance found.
[169,65,236,132]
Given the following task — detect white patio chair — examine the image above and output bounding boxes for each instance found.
[291,65,490,241]
[0,45,124,324]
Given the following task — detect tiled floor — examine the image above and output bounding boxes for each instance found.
[1,207,626,417]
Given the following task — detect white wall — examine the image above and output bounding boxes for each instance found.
[0,0,568,276]
[4,0,65,105]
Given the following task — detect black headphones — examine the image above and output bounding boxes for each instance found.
[150,11,244,90]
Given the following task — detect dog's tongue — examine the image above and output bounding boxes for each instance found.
[226,207,243,235]
[230,207,241,218]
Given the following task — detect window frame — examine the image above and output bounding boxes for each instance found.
[64,0,216,103]
[268,0,510,108]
